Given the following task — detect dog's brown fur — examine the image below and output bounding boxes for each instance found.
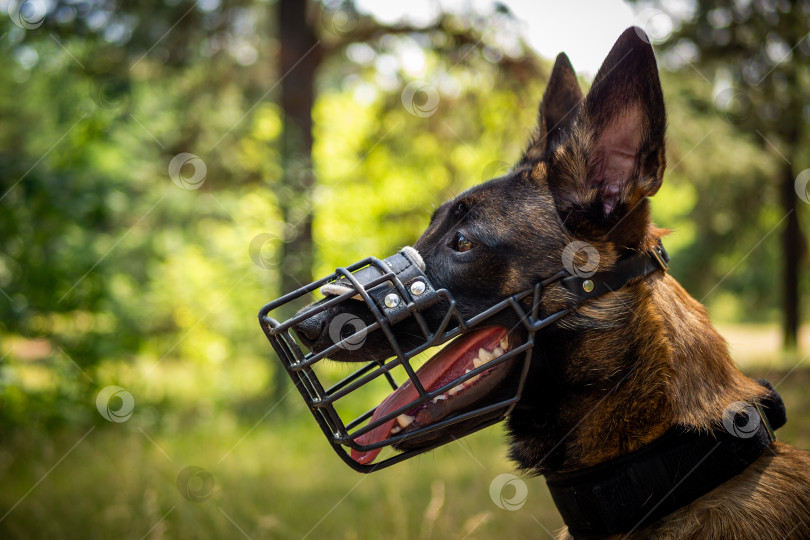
[546,269,810,539]
[509,29,810,540]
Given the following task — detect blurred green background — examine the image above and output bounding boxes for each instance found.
[1,0,809,538]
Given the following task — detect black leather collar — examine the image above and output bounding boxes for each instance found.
[545,380,786,538]
[560,240,669,303]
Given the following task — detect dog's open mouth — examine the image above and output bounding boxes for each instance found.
[351,326,514,464]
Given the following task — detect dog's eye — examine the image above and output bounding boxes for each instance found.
[454,233,473,252]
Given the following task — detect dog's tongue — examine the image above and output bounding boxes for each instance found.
[351,327,506,465]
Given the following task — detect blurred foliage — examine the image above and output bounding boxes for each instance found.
[654,68,788,321]
[1,0,809,537]
[631,0,810,345]
[0,0,551,430]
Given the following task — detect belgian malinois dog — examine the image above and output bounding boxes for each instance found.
[291,27,810,538]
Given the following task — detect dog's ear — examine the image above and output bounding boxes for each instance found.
[548,27,666,248]
[522,53,583,162]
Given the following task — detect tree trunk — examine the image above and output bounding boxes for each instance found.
[781,160,800,349]
[275,0,320,400]
[279,0,320,297]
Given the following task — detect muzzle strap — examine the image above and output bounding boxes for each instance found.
[320,247,440,324]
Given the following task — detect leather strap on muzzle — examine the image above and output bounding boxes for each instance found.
[320,247,441,324]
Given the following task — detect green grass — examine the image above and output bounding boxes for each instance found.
[2,328,809,539]
[0,405,566,540]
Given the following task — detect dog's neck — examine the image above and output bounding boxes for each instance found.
[508,268,766,475]
[651,274,766,431]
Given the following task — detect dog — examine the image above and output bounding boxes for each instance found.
[290,27,810,538]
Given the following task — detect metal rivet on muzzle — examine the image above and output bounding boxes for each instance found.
[384,293,401,308]
[409,281,426,296]
[582,279,594,293]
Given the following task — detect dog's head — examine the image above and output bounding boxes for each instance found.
[290,27,667,468]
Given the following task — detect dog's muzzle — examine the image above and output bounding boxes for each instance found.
[258,247,570,472]
[257,243,668,473]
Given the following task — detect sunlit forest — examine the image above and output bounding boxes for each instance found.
[2,0,810,538]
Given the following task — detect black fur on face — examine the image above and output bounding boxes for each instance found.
[414,166,572,325]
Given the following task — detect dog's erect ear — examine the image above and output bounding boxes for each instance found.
[548,27,666,248]
[522,53,583,162]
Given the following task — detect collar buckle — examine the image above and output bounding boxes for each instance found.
[755,401,777,442]
[651,243,669,272]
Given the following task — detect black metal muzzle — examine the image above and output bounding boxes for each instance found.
[258,243,668,473]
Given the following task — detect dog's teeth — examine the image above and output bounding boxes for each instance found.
[475,348,494,367]
[493,346,504,357]
[465,369,471,374]
[432,395,448,404]
[448,383,464,396]
[390,425,402,434]
[396,414,414,428]
[500,337,508,350]
[468,373,481,384]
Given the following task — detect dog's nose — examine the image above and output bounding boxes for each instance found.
[294,314,325,346]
